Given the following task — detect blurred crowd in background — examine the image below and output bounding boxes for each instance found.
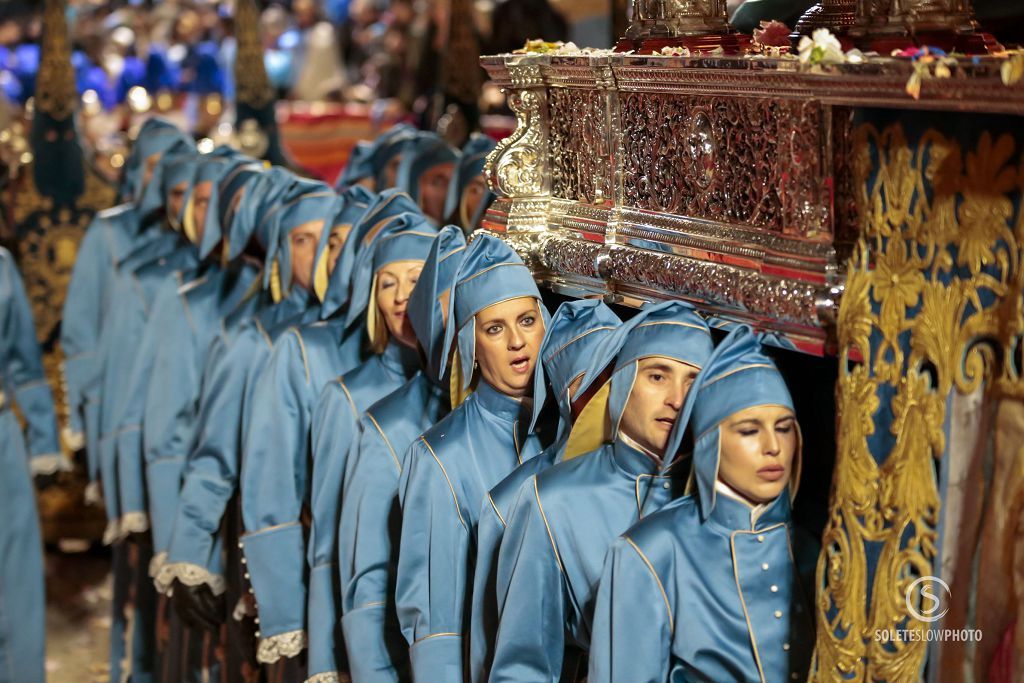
[0,0,591,134]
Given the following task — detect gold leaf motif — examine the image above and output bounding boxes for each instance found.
[814,120,1019,680]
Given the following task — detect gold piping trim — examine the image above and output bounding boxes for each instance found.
[438,245,466,263]
[635,321,709,335]
[411,632,460,646]
[420,437,467,530]
[241,520,302,538]
[544,326,617,364]
[486,492,506,528]
[336,378,359,421]
[512,420,523,465]
[288,328,311,384]
[702,363,775,388]
[255,318,273,348]
[456,262,529,287]
[624,537,674,635]
[366,411,401,473]
[533,478,567,577]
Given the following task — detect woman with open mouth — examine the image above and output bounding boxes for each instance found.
[395,234,549,682]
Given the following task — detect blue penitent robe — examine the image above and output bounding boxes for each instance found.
[307,339,421,678]
[61,204,149,477]
[302,213,439,681]
[144,260,262,567]
[238,196,421,668]
[240,312,371,663]
[0,247,60,683]
[60,119,192,475]
[337,371,448,682]
[489,300,713,683]
[94,234,199,541]
[397,381,543,681]
[470,442,560,680]
[490,439,686,682]
[588,492,814,683]
[159,286,317,591]
[335,225,465,683]
[469,299,620,683]
[588,325,815,683]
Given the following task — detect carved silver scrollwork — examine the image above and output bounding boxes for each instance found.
[484,59,550,202]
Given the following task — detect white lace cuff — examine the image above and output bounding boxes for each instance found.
[256,629,308,664]
[61,426,85,452]
[84,481,103,506]
[118,511,149,538]
[149,551,168,580]
[154,562,227,596]
[102,520,120,546]
[305,672,347,683]
[30,453,71,476]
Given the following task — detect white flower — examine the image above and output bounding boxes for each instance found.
[798,28,845,66]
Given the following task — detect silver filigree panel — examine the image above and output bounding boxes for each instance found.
[620,92,831,240]
[548,89,612,204]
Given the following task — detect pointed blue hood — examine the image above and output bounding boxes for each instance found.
[318,188,423,320]
[567,301,713,460]
[439,234,548,400]
[336,123,418,189]
[444,133,496,224]
[677,325,799,520]
[529,299,621,437]
[408,226,468,382]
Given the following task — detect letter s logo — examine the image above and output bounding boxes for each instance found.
[906,576,950,623]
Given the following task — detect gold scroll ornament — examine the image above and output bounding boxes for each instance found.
[813,123,1023,680]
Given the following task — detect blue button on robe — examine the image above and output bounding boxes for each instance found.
[0,247,59,683]
[396,381,543,682]
[588,493,815,683]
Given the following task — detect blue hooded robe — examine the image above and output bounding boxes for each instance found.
[239,197,425,667]
[488,301,714,682]
[303,215,440,681]
[468,299,620,683]
[60,118,192,483]
[0,247,60,683]
[334,225,467,683]
[395,234,548,681]
[588,325,814,683]
[93,151,201,543]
